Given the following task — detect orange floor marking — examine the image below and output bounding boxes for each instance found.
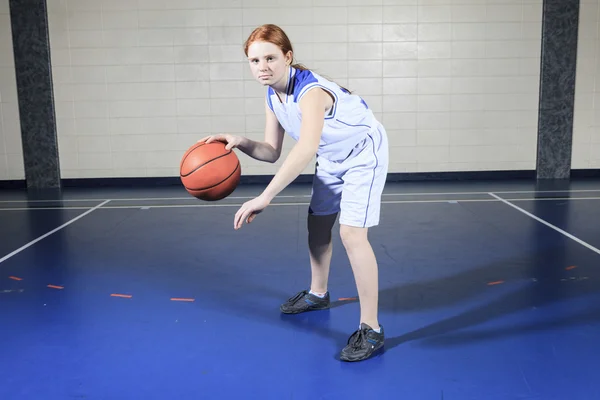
[566,266,577,270]
[487,280,505,286]
[338,297,357,301]
[47,284,64,289]
[9,276,22,281]
[111,294,132,298]
[171,298,195,302]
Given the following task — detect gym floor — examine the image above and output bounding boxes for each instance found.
[1,178,600,399]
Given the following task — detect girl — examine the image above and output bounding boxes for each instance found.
[203,24,389,362]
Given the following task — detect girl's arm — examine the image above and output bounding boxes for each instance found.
[261,88,328,201]
[204,99,284,163]
[236,99,285,163]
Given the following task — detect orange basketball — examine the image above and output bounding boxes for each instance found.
[179,141,241,201]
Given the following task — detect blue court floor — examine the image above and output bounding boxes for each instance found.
[1,178,600,399]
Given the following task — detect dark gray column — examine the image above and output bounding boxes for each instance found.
[9,0,60,189]
[536,0,580,180]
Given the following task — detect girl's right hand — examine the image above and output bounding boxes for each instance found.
[198,134,244,151]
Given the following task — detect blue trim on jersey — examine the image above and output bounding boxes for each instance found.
[291,69,318,101]
[335,119,371,129]
[363,132,379,228]
[266,86,274,111]
[325,88,338,120]
[340,86,368,109]
[287,67,295,97]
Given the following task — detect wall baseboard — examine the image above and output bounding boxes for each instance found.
[0,180,27,189]
[1,169,599,190]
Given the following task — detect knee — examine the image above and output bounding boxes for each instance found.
[308,213,336,244]
[339,224,368,250]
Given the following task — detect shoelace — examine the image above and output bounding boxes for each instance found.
[286,290,308,304]
[348,328,367,350]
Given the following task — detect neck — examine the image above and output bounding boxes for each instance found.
[272,65,291,97]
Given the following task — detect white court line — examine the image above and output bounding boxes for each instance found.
[1,189,600,203]
[1,196,600,211]
[489,193,600,256]
[0,200,111,265]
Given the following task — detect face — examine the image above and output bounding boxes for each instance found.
[247,41,292,88]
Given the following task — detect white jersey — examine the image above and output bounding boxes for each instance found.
[266,67,377,162]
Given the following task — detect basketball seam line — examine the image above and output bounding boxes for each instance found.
[180,143,233,177]
[185,161,240,191]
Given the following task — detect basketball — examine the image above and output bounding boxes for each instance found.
[179,141,241,201]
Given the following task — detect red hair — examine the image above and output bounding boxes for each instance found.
[244,24,351,93]
[244,24,307,70]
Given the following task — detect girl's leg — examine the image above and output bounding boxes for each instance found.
[308,212,338,294]
[279,212,337,314]
[336,124,388,361]
[339,224,379,329]
[338,222,384,362]
[280,162,342,314]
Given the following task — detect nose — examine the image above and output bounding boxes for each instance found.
[258,60,268,71]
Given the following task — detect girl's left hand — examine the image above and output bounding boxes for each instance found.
[234,195,271,230]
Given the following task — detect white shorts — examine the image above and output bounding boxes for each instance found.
[308,122,389,228]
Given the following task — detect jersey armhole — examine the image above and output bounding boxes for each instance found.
[298,84,338,120]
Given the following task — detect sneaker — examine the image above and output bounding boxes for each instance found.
[280,290,330,314]
[339,323,385,362]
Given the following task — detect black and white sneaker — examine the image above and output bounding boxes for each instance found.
[280,290,330,314]
[340,323,385,362]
